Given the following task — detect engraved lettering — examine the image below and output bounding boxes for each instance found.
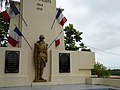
[39,0,51,3]
[37,3,43,7]
[36,7,43,11]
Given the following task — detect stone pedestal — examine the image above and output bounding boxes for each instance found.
[33,79,47,82]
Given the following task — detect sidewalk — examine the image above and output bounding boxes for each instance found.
[0,84,120,90]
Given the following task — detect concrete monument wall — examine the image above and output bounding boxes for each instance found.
[50,50,95,84]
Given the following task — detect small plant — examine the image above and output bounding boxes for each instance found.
[91,62,111,78]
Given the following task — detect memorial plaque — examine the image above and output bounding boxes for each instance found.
[5,51,20,73]
[59,53,70,73]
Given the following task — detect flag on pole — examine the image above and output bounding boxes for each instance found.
[10,1,20,16]
[56,9,67,27]
[8,26,22,47]
[1,8,11,22]
[55,39,60,47]
[54,9,67,47]
[1,2,20,22]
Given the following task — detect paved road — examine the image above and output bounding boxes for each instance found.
[0,84,119,90]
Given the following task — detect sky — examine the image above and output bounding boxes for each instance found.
[3,0,120,69]
[56,0,120,69]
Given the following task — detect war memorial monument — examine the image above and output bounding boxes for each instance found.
[0,0,95,87]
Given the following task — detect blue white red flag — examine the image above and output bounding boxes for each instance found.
[1,8,11,22]
[10,2,20,16]
[1,2,20,22]
[56,9,67,27]
[8,26,22,47]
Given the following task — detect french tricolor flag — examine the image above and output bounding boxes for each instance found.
[1,2,20,22]
[8,26,22,47]
[1,8,12,22]
[10,1,20,16]
[56,9,67,27]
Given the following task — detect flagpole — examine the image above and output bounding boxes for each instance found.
[50,8,61,30]
[22,35,32,50]
[51,18,56,30]
[48,8,67,48]
[19,14,28,27]
[10,1,28,27]
[47,30,63,49]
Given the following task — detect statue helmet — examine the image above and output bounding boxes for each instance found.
[39,35,45,39]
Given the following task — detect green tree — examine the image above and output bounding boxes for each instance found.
[64,24,91,51]
[91,62,111,78]
[108,69,120,76]
[0,0,10,47]
[0,12,10,47]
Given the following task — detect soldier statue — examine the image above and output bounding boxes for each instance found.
[33,35,48,82]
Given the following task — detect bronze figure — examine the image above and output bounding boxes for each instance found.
[33,35,48,82]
